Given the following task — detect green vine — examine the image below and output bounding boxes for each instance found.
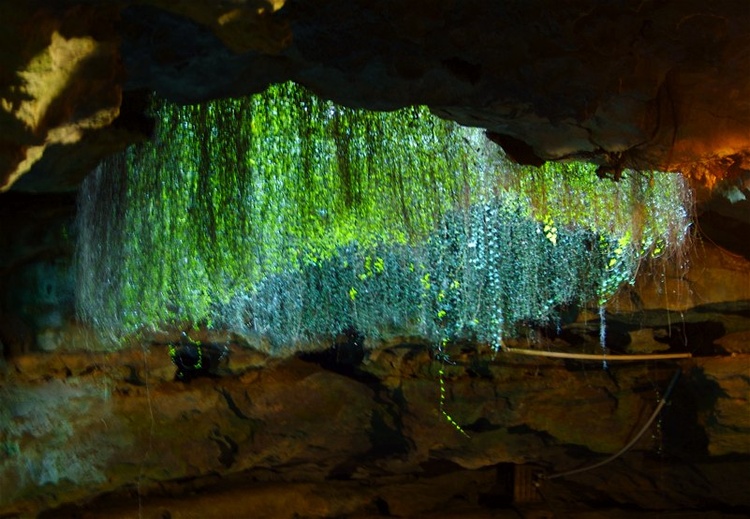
[435,341,470,438]
[75,82,691,351]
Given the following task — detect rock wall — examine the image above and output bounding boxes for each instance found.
[1,331,748,517]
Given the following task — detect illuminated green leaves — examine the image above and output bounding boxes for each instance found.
[543,215,558,246]
[420,273,432,291]
[76,81,690,347]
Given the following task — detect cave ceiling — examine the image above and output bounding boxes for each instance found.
[0,0,748,193]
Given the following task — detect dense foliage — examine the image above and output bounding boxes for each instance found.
[76,82,690,351]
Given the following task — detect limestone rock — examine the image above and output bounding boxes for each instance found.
[608,241,750,313]
[626,329,670,354]
[714,330,750,354]
[2,342,748,517]
[699,356,750,456]
[0,4,135,192]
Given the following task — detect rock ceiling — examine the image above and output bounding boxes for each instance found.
[1,0,748,192]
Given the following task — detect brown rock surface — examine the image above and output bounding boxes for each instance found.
[609,240,750,312]
[0,3,135,192]
[1,340,748,517]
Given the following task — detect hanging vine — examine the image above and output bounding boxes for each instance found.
[75,82,691,352]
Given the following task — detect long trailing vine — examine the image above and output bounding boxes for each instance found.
[77,81,689,348]
[75,81,691,434]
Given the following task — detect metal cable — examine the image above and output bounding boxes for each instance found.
[540,367,682,481]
